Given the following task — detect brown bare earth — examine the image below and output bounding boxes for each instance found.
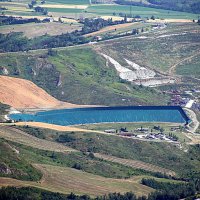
[0,75,82,109]
[0,164,154,197]
[14,122,105,133]
[94,153,176,176]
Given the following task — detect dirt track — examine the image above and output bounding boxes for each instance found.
[168,52,200,75]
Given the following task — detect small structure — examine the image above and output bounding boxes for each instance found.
[104,129,116,133]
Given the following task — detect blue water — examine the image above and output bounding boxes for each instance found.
[9,106,190,126]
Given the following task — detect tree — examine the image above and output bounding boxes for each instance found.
[72,163,82,170]
[88,152,95,159]
[31,0,37,6]
[160,127,164,133]
[28,4,33,9]
[124,14,127,22]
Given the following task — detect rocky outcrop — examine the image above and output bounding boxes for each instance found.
[0,163,12,175]
[0,67,9,75]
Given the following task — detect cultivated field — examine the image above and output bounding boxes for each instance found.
[85,5,199,19]
[1,0,199,21]
[84,22,149,37]
[0,164,154,196]
[0,126,76,152]
[95,153,176,176]
[0,22,82,38]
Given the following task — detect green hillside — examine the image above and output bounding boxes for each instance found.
[50,131,200,179]
[0,139,42,181]
[0,47,169,106]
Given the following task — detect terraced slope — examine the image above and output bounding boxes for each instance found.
[0,164,154,197]
[0,126,76,153]
[95,153,176,176]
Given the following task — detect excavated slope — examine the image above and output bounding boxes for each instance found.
[0,75,79,109]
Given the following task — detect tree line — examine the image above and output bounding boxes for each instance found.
[0,16,40,26]
[0,182,199,200]
[0,16,134,52]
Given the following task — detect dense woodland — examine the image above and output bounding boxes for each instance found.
[0,32,88,52]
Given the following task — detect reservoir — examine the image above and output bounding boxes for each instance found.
[9,106,190,126]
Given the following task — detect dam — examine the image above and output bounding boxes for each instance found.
[9,106,190,126]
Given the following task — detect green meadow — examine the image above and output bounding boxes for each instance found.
[86,5,199,19]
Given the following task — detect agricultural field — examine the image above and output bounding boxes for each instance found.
[0,126,76,153]
[46,0,90,5]
[0,22,82,38]
[85,5,199,19]
[50,130,200,179]
[2,124,200,180]
[0,164,154,197]
[94,153,176,176]
[0,127,179,197]
[84,22,150,37]
[0,0,200,198]
[1,0,199,20]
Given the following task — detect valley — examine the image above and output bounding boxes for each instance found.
[0,0,200,199]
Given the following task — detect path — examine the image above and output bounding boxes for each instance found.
[183,108,200,145]
[168,52,200,75]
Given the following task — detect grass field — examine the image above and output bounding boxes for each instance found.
[176,56,200,78]
[96,23,200,73]
[94,153,176,176]
[46,0,89,5]
[0,139,42,181]
[46,7,84,13]
[0,164,154,197]
[85,5,199,19]
[84,22,150,37]
[50,131,200,179]
[0,126,76,153]
[0,22,82,38]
